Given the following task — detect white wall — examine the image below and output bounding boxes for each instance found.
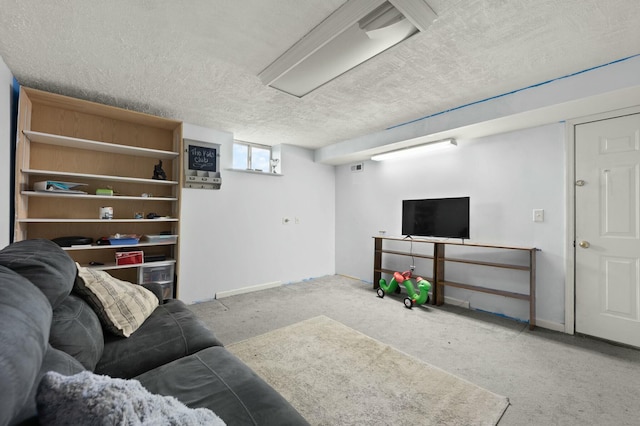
[179,123,336,303]
[0,56,14,248]
[335,123,566,326]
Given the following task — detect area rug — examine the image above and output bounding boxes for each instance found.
[227,315,509,425]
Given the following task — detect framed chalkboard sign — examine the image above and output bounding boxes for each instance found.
[188,142,217,172]
[183,139,221,189]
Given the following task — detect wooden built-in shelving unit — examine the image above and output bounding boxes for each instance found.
[14,87,183,296]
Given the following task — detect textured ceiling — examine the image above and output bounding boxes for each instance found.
[0,0,638,150]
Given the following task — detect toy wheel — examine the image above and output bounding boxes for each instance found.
[404,298,413,309]
[377,288,385,298]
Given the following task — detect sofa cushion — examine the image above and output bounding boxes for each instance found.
[37,371,225,426]
[95,299,223,379]
[41,344,87,375]
[50,294,104,370]
[0,266,52,426]
[14,345,86,425]
[74,264,158,337]
[136,346,309,426]
[0,239,76,309]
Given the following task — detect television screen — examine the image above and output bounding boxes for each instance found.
[402,197,470,239]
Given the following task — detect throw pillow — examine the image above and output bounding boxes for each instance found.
[74,264,158,337]
[37,371,225,426]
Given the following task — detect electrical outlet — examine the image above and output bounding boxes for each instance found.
[533,209,544,222]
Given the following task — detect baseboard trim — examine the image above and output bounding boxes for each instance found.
[442,297,565,332]
[216,281,282,299]
[443,296,470,309]
[338,273,370,283]
[534,318,565,333]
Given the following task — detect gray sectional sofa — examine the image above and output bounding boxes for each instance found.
[0,239,308,425]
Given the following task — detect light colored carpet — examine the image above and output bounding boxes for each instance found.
[227,315,509,425]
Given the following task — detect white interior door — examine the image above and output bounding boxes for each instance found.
[575,113,640,347]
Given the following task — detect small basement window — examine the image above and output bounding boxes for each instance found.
[233,141,278,173]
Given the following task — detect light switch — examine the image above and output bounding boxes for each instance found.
[533,209,544,222]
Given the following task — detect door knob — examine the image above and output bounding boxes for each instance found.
[578,241,590,248]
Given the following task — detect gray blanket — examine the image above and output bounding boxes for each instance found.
[37,371,225,425]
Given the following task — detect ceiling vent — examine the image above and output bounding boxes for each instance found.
[350,162,364,172]
[259,0,437,97]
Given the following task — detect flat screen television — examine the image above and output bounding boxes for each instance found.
[402,197,470,239]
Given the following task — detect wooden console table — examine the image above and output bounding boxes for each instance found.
[373,237,537,330]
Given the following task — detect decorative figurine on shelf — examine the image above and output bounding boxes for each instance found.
[153,160,167,180]
[270,158,279,174]
[377,270,432,309]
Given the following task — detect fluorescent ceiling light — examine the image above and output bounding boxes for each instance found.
[371,139,456,161]
[259,0,437,97]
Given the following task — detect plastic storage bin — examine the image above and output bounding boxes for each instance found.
[138,262,175,299]
[157,281,174,300]
[143,234,178,244]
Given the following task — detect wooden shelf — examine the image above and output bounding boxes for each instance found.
[380,249,434,260]
[23,130,179,159]
[64,241,177,251]
[443,256,530,271]
[85,258,176,271]
[440,280,530,301]
[14,87,182,299]
[21,169,179,186]
[23,87,181,130]
[18,218,178,223]
[375,267,433,282]
[377,235,535,251]
[22,190,177,201]
[373,236,537,329]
